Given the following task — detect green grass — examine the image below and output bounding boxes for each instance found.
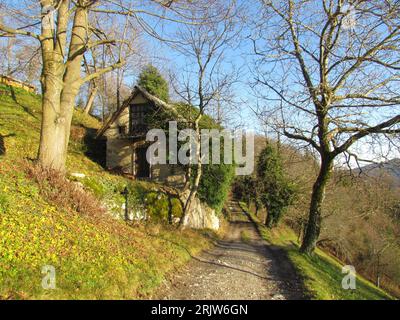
[0,84,213,299]
[240,230,251,243]
[241,203,394,300]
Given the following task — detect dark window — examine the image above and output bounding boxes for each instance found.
[118,125,126,135]
[129,103,152,135]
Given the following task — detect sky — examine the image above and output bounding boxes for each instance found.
[138,1,399,167]
[1,0,399,167]
[137,0,261,130]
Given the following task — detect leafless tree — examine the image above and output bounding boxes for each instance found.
[251,0,400,253]
[82,14,146,117]
[0,35,41,83]
[168,0,242,225]
[0,0,200,172]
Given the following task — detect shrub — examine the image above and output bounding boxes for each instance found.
[137,64,169,102]
[82,177,106,198]
[25,162,106,218]
[257,144,296,228]
[125,183,182,222]
[198,163,235,213]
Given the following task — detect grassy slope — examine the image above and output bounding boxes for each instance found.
[0,84,212,299]
[242,204,394,300]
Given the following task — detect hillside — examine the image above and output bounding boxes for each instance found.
[242,205,394,300]
[0,84,214,299]
[357,159,400,188]
[0,85,396,300]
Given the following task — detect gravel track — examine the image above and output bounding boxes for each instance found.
[154,201,307,300]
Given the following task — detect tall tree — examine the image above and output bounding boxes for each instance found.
[82,15,145,117]
[0,0,196,172]
[170,0,242,226]
[252,0,400,253]
[138,64,169,102]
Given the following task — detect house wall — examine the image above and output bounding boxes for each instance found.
[104,92,186,187]
[106,139,132,173]
[151,164,186,188]
[104,105,132,173]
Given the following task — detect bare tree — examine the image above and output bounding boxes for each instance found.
[251,0,400,253]
[169,0,242,225]
[0,0,198,172]
[81,13,145,116]
[0,35,41,83]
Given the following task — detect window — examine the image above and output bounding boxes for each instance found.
[118,125,126,135]
[129,103,151,134]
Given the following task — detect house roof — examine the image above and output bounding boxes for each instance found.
[96,85,185,138]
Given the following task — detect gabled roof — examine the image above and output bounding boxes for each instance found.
[96,85,185,138]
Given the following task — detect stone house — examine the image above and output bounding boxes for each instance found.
[96,85,221,231]
[96,86,186,187]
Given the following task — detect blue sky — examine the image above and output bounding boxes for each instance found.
[2,0,398,166]
[137,1,261,132]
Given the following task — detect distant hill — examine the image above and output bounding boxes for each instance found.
[357,158,400,188]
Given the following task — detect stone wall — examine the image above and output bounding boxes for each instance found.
[106,138,132,173]
[180,190,220,231]
[151,163,186,188]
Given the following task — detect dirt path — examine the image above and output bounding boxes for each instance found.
[155,201,307,300]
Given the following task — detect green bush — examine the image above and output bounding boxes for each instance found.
[198,163,235,213]
[257,144,296,228]
[125,183,183,222]
[143,192,182,222]
[82,177,106,198]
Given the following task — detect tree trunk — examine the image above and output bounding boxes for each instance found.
[300,157,333,254]
[84,85,98,114]
[179,116,202,229]
[37,5,88,172]
[37,88,68,171]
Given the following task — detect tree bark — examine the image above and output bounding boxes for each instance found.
[179,116,202,229]
[37,0,68,171]
[300,157,333,254]
[84,85,98,114]
[37,5,88,172]
[37,84,67,170]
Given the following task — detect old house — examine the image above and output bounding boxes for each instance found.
[96,86,186,187]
